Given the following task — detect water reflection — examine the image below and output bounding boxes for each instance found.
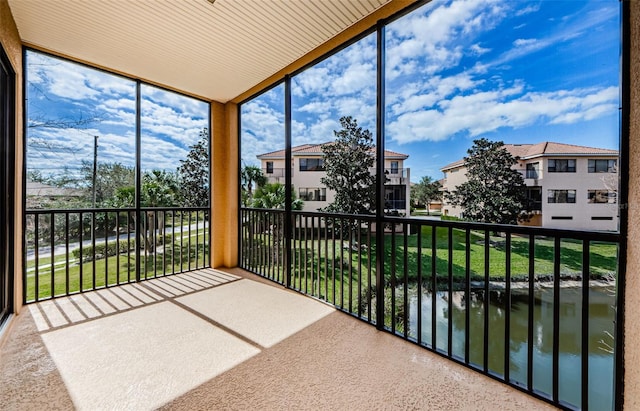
[405,286,615,410]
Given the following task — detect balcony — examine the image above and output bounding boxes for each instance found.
[24,207,210,302]
[0,0,633,409]
[368,167,409,185]
[0,267,554,410]
[517,169,543,182]
[263,168,286,184]
[7,205,617,409]
[240,208,620,410]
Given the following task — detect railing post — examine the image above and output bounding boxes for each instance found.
[135,81,141,282]
[284,75,292,288]
[375,20,385,330]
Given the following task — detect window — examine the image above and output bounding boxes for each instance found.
[548,159,576,173]
[588,190,617,204]
[266,161,273,174]
[299,188,326,201]
[390,161,399,174]
[526,188,542,210]
[384,185,406,210]
[548,190,576,203]
[588,159,616,173]
[299,158,324,171]
[526,162,539,179]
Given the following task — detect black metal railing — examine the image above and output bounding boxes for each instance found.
[525,170,540,179]
[263,168,287,183]
[240,207,620,411]
[384,199,407,212]
[24,207,210,303]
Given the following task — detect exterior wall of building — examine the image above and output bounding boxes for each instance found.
[262,158,287,184]
[292,155,335,212]
[0,0,24,315]
[625,2,640,405]
[441,155,618,230]
[441,166,467,218]
[538,157,618,231]
[259,154,410,215]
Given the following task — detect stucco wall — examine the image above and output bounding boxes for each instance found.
[540,157,618,231]
[0,0,23,315]
[624,2,640,409]
[442,156,618,230]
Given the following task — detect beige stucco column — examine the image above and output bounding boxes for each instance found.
[625,1,640,409]
[0,0,24,315]
[210,101,239,268]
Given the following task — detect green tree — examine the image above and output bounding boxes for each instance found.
[321,116,376,215]
[27,167,79,188]
[251,183,303,210]
[141,170,180,252]
[177,128,209,207]
[141,170,179,207]
[80,161,135,206]
[446,138,527,225]
[411,176,442,215]
[249,183,303,262]
[241,165,267,205]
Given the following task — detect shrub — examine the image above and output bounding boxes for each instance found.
[72,239,135,262]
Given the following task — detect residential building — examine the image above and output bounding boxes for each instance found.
[257,143,410,215]
[1,1,639,410]
[25,179,84,209]
[441,142,619,231]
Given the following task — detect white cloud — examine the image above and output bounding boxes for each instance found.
[469,43,491,56]
[388,71,481,116]
[292,66,330,97]
[330,62,375,97]
[386,0,506,79]
[297,101,333,114]
[515,4,540,16]
[513,38,538,47]
[240,95,286,166]
[387,85,618,144]
[26,52,209,177]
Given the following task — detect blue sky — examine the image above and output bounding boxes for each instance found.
[26,0,620,185]
[241,0,620,181]
[26,51,209,184]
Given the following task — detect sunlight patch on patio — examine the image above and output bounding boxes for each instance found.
[41,301,260,410]
[177,279,335,348]
[25,269,333,410]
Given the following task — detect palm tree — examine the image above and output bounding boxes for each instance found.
[250,183,303,262]
[141,170,179,253]
[241,165,267,196]
[251,183,303,210]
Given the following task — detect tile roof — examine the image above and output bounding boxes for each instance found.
[505,142,618,158]
[257,142,409,159]
[441,141,618,171]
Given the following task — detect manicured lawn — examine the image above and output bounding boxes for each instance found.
[383,226,617,282]
[26,231,209,301]
[244,225,618,290]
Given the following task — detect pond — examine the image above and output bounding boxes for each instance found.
[402,286,616,410]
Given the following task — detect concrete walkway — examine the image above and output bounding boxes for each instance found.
[0,268,556,410]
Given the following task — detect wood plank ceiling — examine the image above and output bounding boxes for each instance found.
[8,0,391,102]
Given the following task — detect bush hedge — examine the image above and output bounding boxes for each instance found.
[72,240,135,262]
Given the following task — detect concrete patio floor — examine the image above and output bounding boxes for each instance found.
[0,268,556,410]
